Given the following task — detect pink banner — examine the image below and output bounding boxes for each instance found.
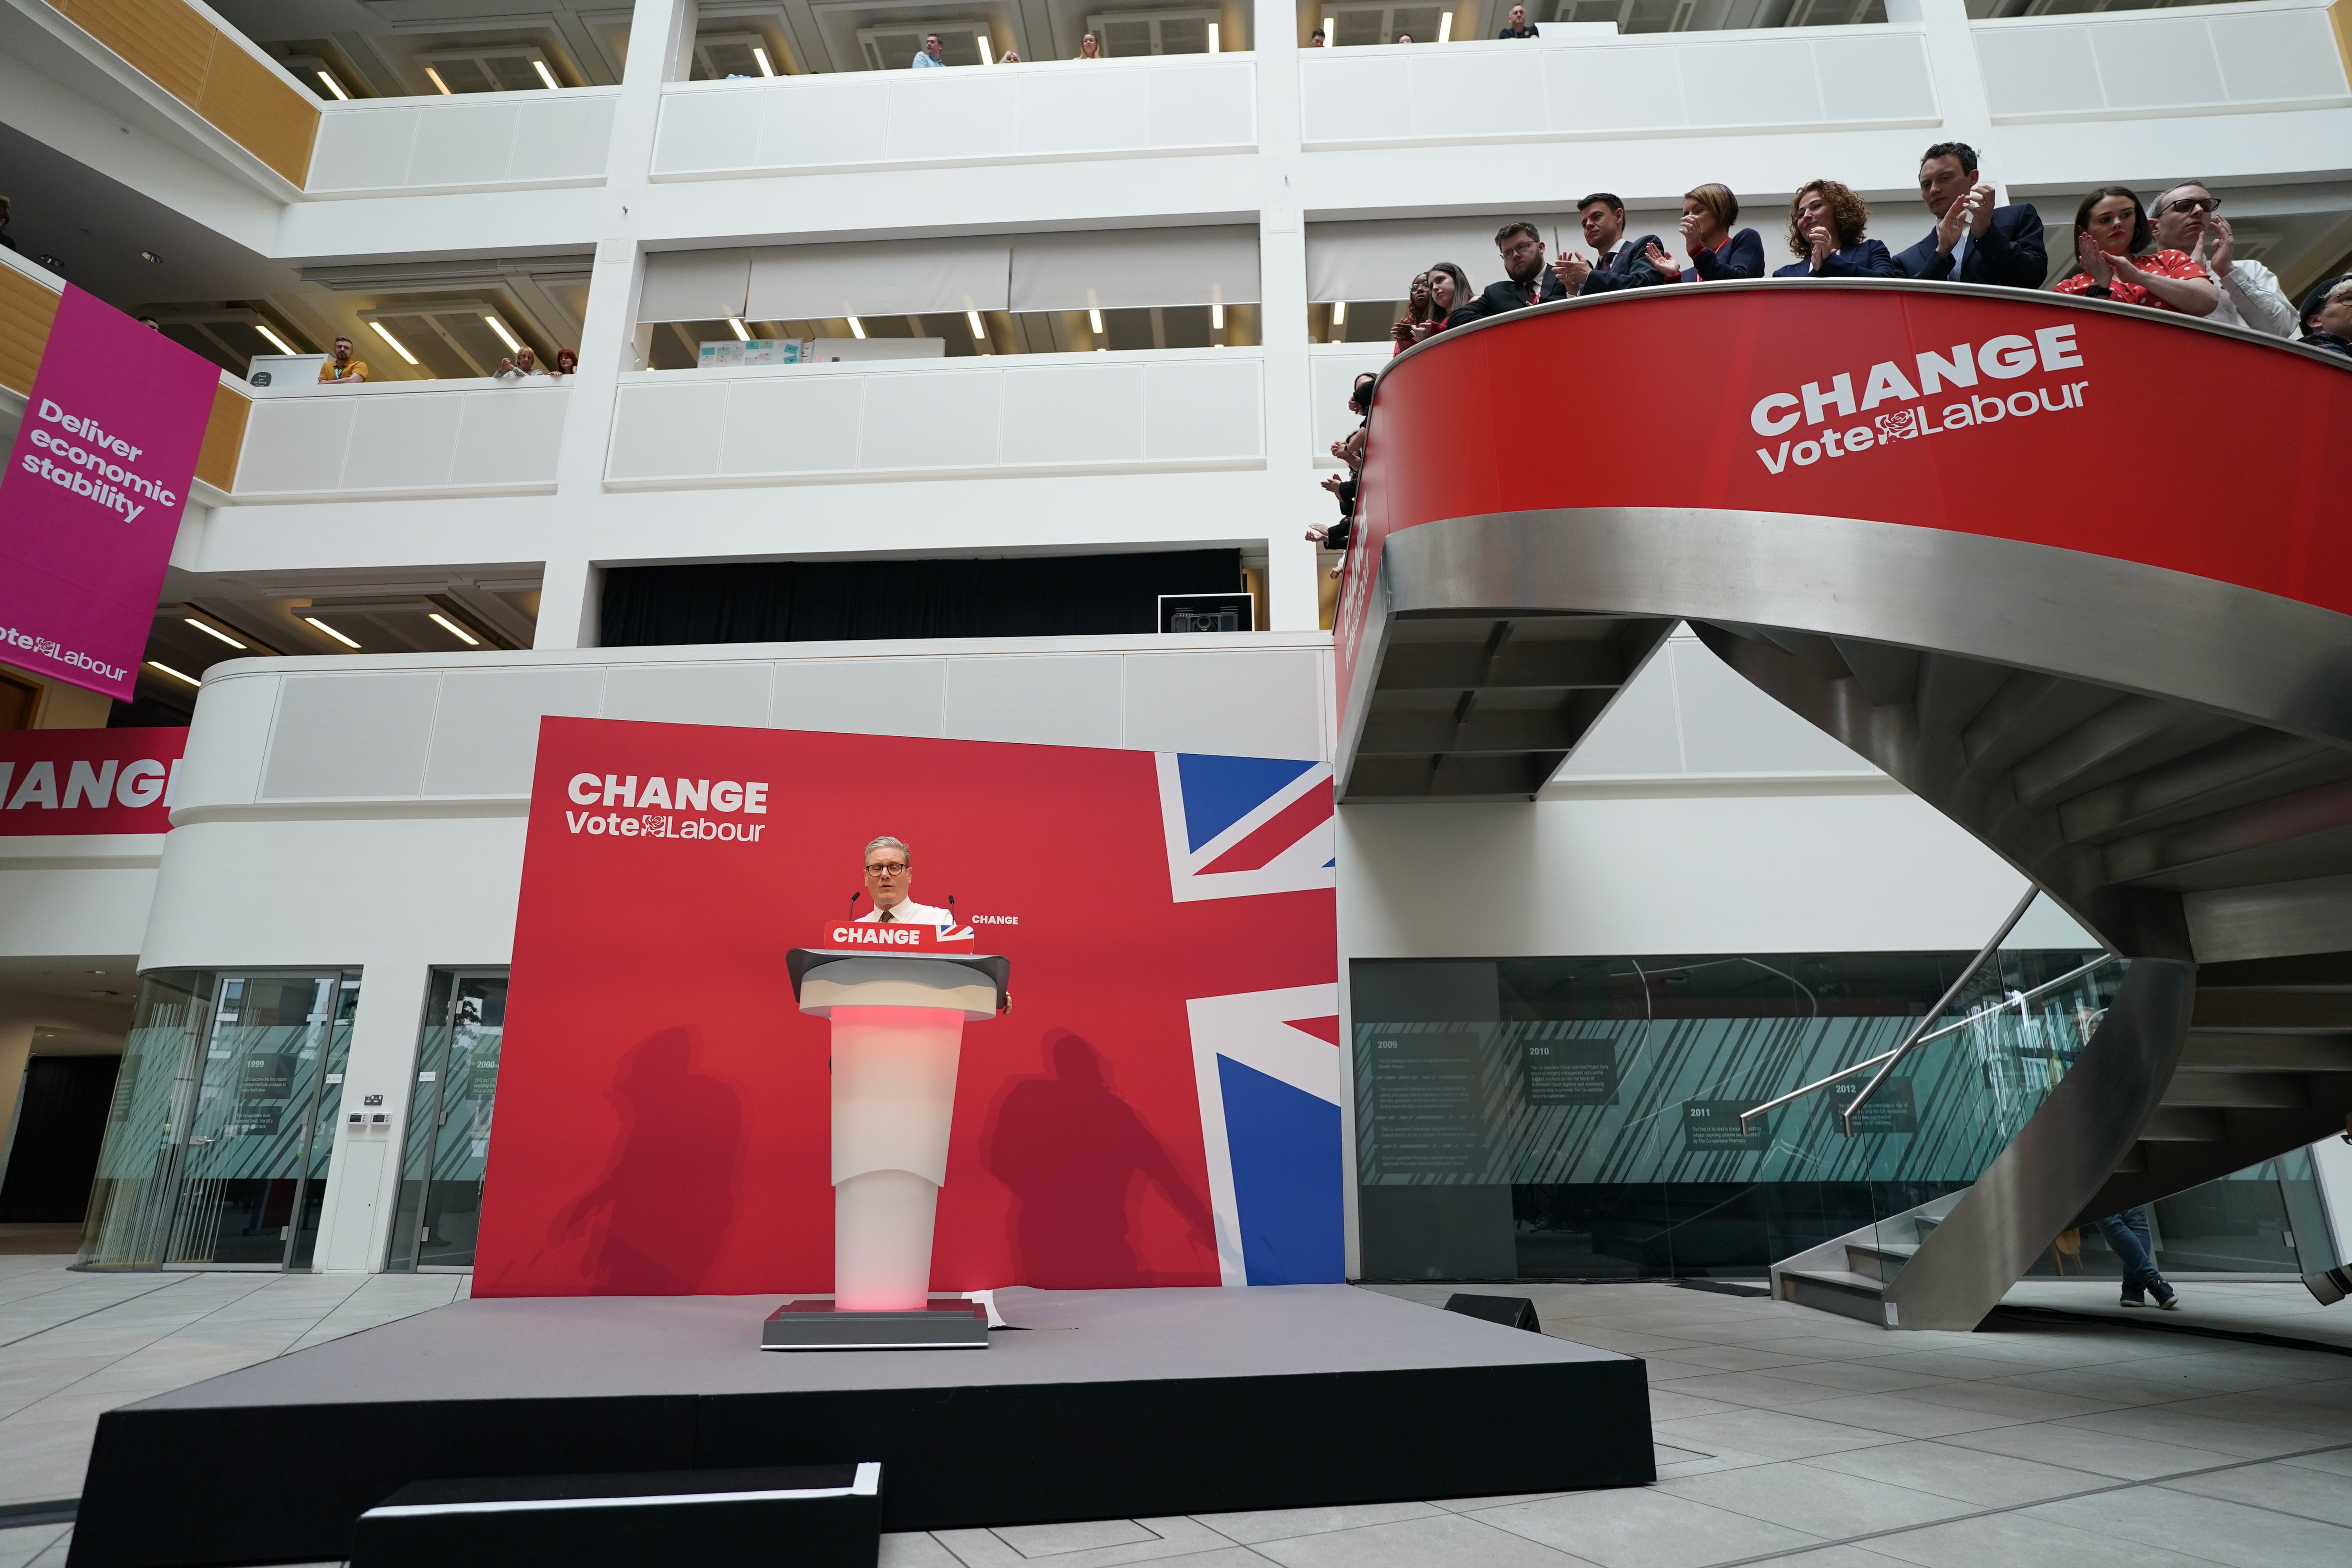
[0,286,220,701]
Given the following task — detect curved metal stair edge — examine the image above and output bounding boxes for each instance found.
[1767,962,2194,1328]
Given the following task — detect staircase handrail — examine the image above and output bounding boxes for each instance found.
[1736,887,2039,1136]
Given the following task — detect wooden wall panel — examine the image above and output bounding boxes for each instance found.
[50,0,213,106]
[194,383,251,492]
[196,36,319,185]
[45,0,319,185]
[0,268,62,397]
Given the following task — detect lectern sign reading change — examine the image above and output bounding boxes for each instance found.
[0,287,220,699]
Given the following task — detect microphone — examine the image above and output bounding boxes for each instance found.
[848,889,864,911]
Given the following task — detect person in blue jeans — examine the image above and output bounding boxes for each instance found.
[2095,1207,2178,1308]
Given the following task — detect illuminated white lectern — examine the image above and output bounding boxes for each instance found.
[767,941,1009,1350]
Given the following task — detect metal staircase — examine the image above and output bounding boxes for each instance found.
[1335,280,2352,1328]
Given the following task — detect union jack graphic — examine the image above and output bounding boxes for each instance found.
[1187,983,1344,1286]
[1154,752,1336,904]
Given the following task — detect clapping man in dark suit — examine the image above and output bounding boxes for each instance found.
[1459,221,1569,321]
[1893,142,2047,290]
[1553,194,1671,295]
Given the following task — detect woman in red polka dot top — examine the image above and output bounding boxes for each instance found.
[2054,187,2218,316]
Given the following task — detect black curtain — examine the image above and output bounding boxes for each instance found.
[0,1054,122,1223]
[599,550,1244,647]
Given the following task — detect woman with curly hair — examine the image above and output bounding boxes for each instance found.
[2051,187,2216,316]
[1771,180,1901,278]
[1388,271,1434,356]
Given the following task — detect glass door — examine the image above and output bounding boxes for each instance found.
[387,971,507,1270]
[163,973,358,1269]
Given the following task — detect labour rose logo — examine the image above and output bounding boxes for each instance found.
[1876,410,1920,440]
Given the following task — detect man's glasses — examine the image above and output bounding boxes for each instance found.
[1499,240,1541,258]
[866,862,909,877]
[2163,196,2220,215]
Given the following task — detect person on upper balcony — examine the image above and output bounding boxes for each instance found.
[1773,181,1901,279]
[1414,263,1478,340]
[1078,31,1102,58]
[1667,184,1764,282]
[1388,272,1434,355]
[2052,188,2216,316]
[1553,194,1671,295]
[1459,221,1568,321]
[2149,183,2295,339]
[1497,4,1540,37]
[1893,142,2047,291]
[2299,274,2352,358]
[318,336,368,383]
[912,34,946,67]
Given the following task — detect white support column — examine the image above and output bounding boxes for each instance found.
[312,962,433,1273]
[1254,0,1321,633]
[1890,0,2005,200]
[538,0,696,650]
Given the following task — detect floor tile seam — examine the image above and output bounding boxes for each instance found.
[0,1276,198,1350]
[2144,1445,2352,1525]
[1691,1436,2352,1568]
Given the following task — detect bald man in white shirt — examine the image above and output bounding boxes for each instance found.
[855,835,951,928]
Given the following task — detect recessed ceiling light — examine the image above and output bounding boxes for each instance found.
[368,321,419,366]
[147,660,200,686]
[428,612,480,647]
[316,69,349,101]
[752,46,774,76]
[425,66,453,95]
[139,250,162,263]
[485,316,523,354]
[304,616,361,649]
[254,323,298,355]
[184,617,247,649]
[532,59,559,90]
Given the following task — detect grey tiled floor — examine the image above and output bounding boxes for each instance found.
[2,1268,2347,1568]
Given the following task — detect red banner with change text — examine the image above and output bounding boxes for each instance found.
[0,727,185,835]
[1339,283,2352,719]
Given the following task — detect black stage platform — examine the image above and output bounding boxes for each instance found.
[71,1284,1653,1568]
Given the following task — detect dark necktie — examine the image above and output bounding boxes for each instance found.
[879,909,894,922]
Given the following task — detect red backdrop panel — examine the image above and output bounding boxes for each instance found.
[472,717,1334,1298]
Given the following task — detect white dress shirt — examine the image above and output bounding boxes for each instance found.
[858,898,951,928]
[2204,257,2297,339]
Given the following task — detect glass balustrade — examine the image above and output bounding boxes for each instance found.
[1350,929,2111,1281]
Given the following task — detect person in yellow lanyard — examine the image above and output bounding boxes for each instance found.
[318,336,368,383]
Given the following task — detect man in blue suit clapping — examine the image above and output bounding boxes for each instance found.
[1893,142,2048,291]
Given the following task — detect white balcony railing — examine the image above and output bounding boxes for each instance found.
[305,88,618,195]
[230,381,568,501]
[605,350,1265,488]
[649,55,1257,179]
[1972,0,2351,125]
[1300,27,1939,149]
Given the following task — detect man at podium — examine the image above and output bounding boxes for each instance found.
[855,836,951,929]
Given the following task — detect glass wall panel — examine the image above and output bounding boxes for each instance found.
[78,972,212,1269]
[387,971,508,1271]
[1352,947,2105,1281]
[76,970,358,1272]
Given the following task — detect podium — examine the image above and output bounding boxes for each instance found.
[769,944,1009,1350]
